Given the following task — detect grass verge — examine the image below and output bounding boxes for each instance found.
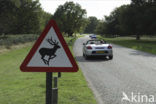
[0,37,96,104]
[98,36,156,55]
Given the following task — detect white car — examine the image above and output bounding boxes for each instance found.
[83,40,113,59]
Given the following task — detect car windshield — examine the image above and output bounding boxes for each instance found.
[87,40,105,44]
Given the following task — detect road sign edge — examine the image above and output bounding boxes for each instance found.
[20,19,78,72]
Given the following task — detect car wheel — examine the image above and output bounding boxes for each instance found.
[103,56,107,59]
[84,53,89,60]
[109,55,113,60]
[83,53,85,57]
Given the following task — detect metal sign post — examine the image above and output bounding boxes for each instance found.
[46,72,53,104]
[52,77,58,104]
[46,72,61,104]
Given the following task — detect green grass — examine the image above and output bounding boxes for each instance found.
[0,37,96,104]
[98,36,156,55]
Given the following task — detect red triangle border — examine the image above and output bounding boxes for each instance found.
[20,19,78,72]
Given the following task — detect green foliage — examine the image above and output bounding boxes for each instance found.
[0,0,52,35]
[95,21,105,35]
[0,34,38,48]
[96,5,131,37]
[15,0,41,34]
[0,0,17,34]
[84,16,99,34]
[39,10,52,33]
[97,1,156,40]
[53,1,87,37]
[131,0,156,6]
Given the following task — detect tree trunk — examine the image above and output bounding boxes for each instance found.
[136,34,140,40]
[68,31,73,37]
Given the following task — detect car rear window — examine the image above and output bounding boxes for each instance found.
[87,40,106,44]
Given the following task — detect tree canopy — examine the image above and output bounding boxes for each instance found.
[0,0,51,35]
[84,16,99,34]
[1,0,156,40]
[95,0,156,40]
[53,1,87,36]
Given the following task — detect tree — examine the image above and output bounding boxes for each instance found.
[84,16,99,34]
[131,0,156,5]
[53,1,87,36]
[130,0,156,40]
[0,0,49,35]
[145,5,156,35]
[98,2,156,40]
[117,5,137,36]
[0,0,18,34]
[14,0,42,34]
[95,20,104,35]
[95,0,156,40]
[99,5,129,37]
[131,0,147,5]
[39,10,52,33]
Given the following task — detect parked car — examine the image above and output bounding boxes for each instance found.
[83,39,113,59]
[89,34,96,39]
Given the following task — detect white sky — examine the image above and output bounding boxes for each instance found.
[39,0,131,19]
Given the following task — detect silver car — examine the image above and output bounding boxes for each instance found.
[83,40,113,60]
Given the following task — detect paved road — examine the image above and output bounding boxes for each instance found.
[73,35,156,104]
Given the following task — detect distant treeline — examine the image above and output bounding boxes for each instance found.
[0,0,52,34]
[1,0,156,40]
[86,0,156,40]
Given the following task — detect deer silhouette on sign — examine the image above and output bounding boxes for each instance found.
[39,37,61,65]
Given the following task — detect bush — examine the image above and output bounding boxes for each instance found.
[0,34,39,47]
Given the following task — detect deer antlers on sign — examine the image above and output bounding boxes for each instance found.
[39,37,61,65]
[47,37,59,46]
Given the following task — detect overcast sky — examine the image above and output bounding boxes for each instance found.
[39,0,131,19]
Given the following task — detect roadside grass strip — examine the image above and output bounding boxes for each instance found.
[0,37,96,104]
[99,36,156,55]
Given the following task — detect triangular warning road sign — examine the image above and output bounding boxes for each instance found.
[20,19,78,72]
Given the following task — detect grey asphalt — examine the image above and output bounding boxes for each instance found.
[73,35,156,104]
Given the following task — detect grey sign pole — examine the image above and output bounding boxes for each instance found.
[46,72,53,104]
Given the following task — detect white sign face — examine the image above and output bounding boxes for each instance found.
[27,27,72,67]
